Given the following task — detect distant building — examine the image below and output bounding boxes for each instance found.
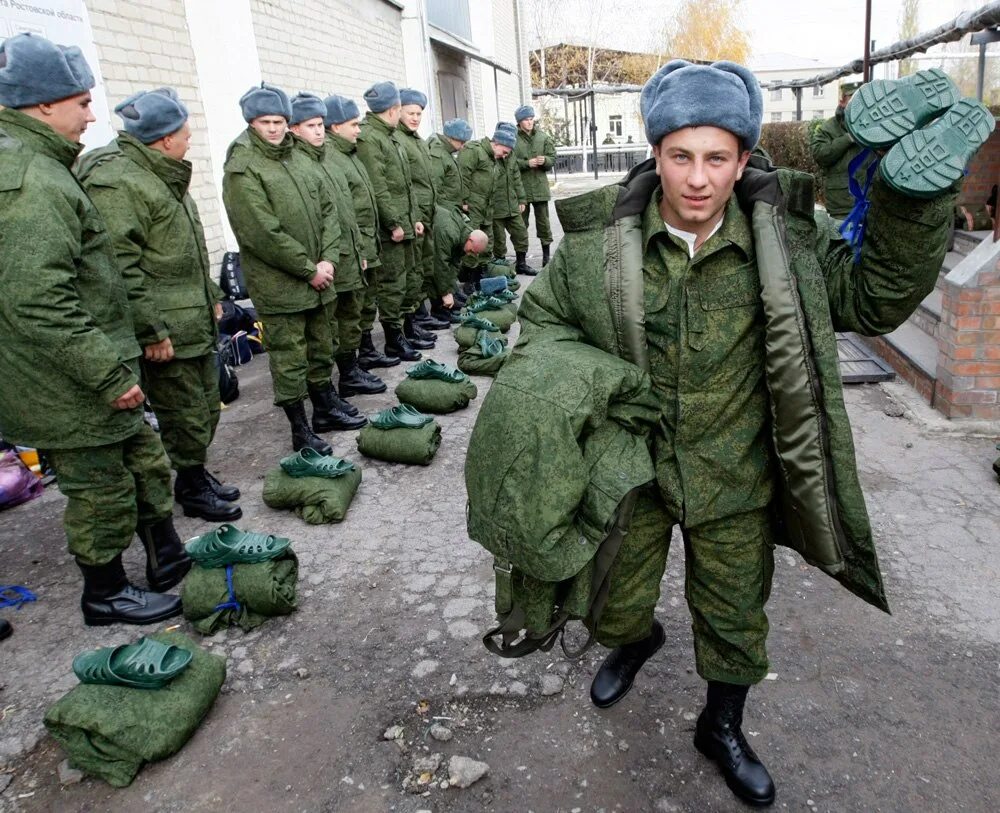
[749,52,857,123]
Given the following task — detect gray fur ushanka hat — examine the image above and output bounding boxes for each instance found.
[0,32,94,108]
[115,87,189,143]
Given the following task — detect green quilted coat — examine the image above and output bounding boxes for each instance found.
[513,125,555,202]
[356,112,415,239]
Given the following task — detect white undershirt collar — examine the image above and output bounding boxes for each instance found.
[663,219,724,259]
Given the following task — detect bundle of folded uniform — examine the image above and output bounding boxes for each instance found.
[356,404,442,465]
[263,448,362,524]
[458,330,510,377]
[394,359,478,414]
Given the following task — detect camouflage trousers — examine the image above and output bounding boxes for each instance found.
[45,422,173,566]
[521,200,553,245]
[492,213,529,258]
[362,238,413,329]
[334,288,365,354]
[141,353,220,470]
[408,229,435,311]
[260,303,335,406]
[590,487,775,685]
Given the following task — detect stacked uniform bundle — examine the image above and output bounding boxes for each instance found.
[263,449,363,524]
[457,330,511,377]
[356,404,442,465]
[394,359,479,414]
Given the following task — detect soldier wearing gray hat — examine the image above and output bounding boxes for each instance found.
[491,121,535,276]
[78,87,244,524]
[0,33,187,626]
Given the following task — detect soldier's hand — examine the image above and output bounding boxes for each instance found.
[442,293,454,309]
[310,265,334,291]
[214,302,223,322]
[518,204,526,213]
[144,337,174,362]
[415,221,425,236]
[362,259,368,271]
[462,203,469,212]
[390,226,405,243]
[112,384,145,410]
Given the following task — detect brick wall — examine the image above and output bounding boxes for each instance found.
[86,0,227,268]
[250,0,405,102]
[959,123,999,207]
[934,253,1000,420]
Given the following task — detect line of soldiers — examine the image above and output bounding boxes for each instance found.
[0,32,555,626]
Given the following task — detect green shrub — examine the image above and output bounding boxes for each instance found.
[759,121,824,203]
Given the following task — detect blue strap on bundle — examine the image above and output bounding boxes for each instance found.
[212,565,241,612]
[838,148,880,263]
[0,585,37,609]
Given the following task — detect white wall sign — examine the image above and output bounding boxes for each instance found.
[0,0,114,149]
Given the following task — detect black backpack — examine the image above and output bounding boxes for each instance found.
[219,252,248,301]
[216,335,240,404]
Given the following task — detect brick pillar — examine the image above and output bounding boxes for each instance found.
[935,252,1000,419]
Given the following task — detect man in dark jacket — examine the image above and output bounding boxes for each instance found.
[512,105,556,265]
[471,62,989,806]
[79,87,243,523]
[0,34,187,626]
[222,83,344,454]
[810,82,876,219]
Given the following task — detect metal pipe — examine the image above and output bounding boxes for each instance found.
[590,90,598,179]
[863,0,872,81]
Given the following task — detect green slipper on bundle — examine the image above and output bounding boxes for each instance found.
[72,637,193,690]
[369,403,435,429]
[184,523,290,568]
[405,359,469,383]
[280,447,357,479]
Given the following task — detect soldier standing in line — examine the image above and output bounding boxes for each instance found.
[355,80,424,361]
[458,125,513,291]
[288,92,385,403]
[78,87,243,523]
[491,122,536,276]
[512,104,556,267]
[223,83,352,454]
[0,33,187,625]
[322,94,400,372]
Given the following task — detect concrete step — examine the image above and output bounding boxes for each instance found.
[860,320,939,403]
[934,251,965,293]
[912,287,942,339]
[953,229,991,257]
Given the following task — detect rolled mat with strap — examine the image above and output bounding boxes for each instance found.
[469,307,516,332]
[454,324,502,349]
[181,549,298,634]
[356,421,442,465]
[458,344,510,377]
[43,631,226,787]
[395,376,478,414]
[262,466,362,524]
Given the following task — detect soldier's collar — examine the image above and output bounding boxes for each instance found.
[0,107,81,167]
[641,188,752,260]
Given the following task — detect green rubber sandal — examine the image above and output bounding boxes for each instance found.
[845,68,960,149]
[880,98,995,198]
[185,523,291,567]
[73,637,193,690]
[458,314,498,331]
[405,359,468,383]
[369,404,434,429]
[467,295,510,313]
[477,332,507,358]
[280,447,357,479]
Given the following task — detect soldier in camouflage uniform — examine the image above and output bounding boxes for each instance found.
[356,81,423,361]
[0,34,187,626]
[323,94,401,372]
[489,61,988,805]
[78,87,243,524]
[222,83,347,454]
[289,92,385,407]
[396,88,447,340]
[512,104,556,266]
[810,82,878,220]
[458,126,511,290]
[491,121,536,276]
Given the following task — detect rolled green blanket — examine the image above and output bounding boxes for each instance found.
[471,307,516,332]
[43,632,225,788]
[455,323,502,349]
[395,377,478,414]
[458,344,510,377]
[262,466,362,524]
[181,549,298,634]
[356,420,442,465]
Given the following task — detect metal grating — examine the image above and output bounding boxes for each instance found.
[837,333,896,383]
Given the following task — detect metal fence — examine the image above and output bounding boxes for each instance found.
[552,145,649,177]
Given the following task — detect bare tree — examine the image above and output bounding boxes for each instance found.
[897,0,920,77]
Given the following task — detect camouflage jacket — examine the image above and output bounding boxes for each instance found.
[0,109,142,449]
[431,205,472,296]
[427,133,464,212]
[326,131,380,267]
[356,112,415,239]
[492,152,526,219]
[222,127,339,314]
[293,135,365,292]
[810,111,878,219]
[78,132,222,358]
[458,137,499,228]
[490,156,956,613]
[513,125,555,202]
[396,122,436,224]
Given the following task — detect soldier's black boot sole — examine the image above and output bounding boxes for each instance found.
[589,620,665,708]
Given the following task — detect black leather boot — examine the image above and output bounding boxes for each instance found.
[542,244,551,266]
[0,618,12,641]
[358,329,400,370]
[337,351,386,396]
[452,286,468,305]
[308,384,367,431]
[384,323,421,361]
[175,465,243,522]
[590,620,665,708]
[694,681,776,807]
[136,516,192,591]
[516,251,538,276]
[403,315,435,349]
[79,556,182,626]
[203,469,240,502]
[431,297,462,324]
[282,401,333,454]
[414,301,450,331]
